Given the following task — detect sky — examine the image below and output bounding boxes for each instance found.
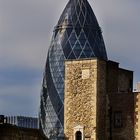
[0,0,140,117]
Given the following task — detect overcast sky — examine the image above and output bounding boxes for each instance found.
[0,0,140,117]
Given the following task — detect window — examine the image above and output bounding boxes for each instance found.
[129,79,133,92]
[114,111,123,128]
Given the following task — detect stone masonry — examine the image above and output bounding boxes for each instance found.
[107,61,134,140]
[134,92,140,140]
[64,58,135,140]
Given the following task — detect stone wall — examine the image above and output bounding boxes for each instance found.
[107,60,133,94]
[118,68,133,93]
[134,92,140,140]
[109,93,134,140]
[64,59,107,140]
[107,61,119,94]
[96,59,107,140]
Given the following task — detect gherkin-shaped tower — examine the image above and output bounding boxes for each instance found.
[40,0,107,139]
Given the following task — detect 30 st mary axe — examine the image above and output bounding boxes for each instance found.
[39,0,107,139]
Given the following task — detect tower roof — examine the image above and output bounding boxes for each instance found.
[53,0,108,60]
[57,0,99,28]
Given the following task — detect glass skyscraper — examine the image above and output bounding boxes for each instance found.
[39,0,107,139]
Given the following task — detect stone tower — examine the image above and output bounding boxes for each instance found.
[64,59,134,140]
[64,59,107,140]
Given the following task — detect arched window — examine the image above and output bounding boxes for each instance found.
[75,131,82,140]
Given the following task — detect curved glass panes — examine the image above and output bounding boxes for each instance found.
[40,0,108,139]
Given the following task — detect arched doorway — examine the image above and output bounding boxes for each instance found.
[75,131,82,140]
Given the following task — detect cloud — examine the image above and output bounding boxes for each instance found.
[0,0,140,116]
[0,83,41,116]
[0,66,42,86]
[0,38,48,70]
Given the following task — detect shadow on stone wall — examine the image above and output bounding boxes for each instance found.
[0,124,48,140]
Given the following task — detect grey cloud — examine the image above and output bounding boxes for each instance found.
[0,84,40,116]
[0,38,48,70]
[0,0,140,116]
[0,0,69,71]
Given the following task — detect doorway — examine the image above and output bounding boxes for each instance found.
[75,131,82,140]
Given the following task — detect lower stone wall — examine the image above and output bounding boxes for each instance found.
[109,93,134,140]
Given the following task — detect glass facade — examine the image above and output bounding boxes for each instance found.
[40,0,108,139]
